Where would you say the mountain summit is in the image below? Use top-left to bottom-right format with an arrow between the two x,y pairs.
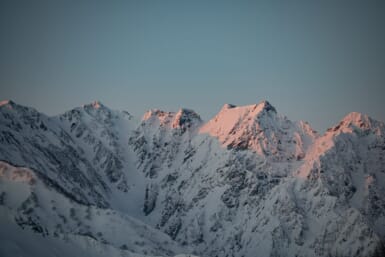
200,100 -> 316,160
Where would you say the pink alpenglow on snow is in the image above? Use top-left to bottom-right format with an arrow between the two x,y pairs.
200,100 -> 317,160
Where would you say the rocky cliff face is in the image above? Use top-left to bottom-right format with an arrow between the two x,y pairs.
0,99 -> 384,257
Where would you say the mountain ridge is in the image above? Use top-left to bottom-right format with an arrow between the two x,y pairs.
2,99 -> 379,135
0,99 -> 384,257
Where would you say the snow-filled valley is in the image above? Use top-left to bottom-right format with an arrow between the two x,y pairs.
0,99 -> 384,257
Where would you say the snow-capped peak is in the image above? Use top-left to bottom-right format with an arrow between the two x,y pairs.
0,100 -> 17,112
200,100 -> 280,139
0,100 -> 41,119
142,109 -> 173,123
171,108 -> 202,129
215,100 -> 277,122
258,99 -> 277,113
341,112 -> 373,129
142,108 -> 201,130
83,100 -> 105,110
77,100 -> 117,121
326,112 -> 384,135
220,103 -> 237,110
200,100 -> 315,159
0,100 -> 22,111
0,99 -> 14,107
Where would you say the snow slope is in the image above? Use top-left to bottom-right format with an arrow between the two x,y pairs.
0,161 -> 185,257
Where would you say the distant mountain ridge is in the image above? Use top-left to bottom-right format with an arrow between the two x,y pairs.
0,99 -> 384,257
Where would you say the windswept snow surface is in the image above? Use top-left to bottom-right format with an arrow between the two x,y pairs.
0,99 -> 384,257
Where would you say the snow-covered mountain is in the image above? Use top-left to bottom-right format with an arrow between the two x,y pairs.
0,99 -> 384,257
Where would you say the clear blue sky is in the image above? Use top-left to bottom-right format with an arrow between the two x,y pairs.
1,0 -> 384,132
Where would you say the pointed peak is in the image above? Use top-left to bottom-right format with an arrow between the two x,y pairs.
0,100 -> 34,112
83,100 -> 105,110
0,100 -> 16,110
327,112 -> 380,133
91,100 -> 102,109
142,109 -> 171,121
217,100 -> 276,116
342,112 -> 369,123
142,108 -> 202,130
0,100 -> 42,118
172,108 -> 202,129
258,100 -> 276,113
175,108 -> 201,118
0,100 -> 13,106
340,112 -> 375,130
220,103 -> 237,111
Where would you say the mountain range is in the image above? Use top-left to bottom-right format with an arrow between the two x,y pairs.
0,99 -> 384,257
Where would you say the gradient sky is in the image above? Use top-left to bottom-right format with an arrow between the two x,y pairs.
0,0 -> 384,132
